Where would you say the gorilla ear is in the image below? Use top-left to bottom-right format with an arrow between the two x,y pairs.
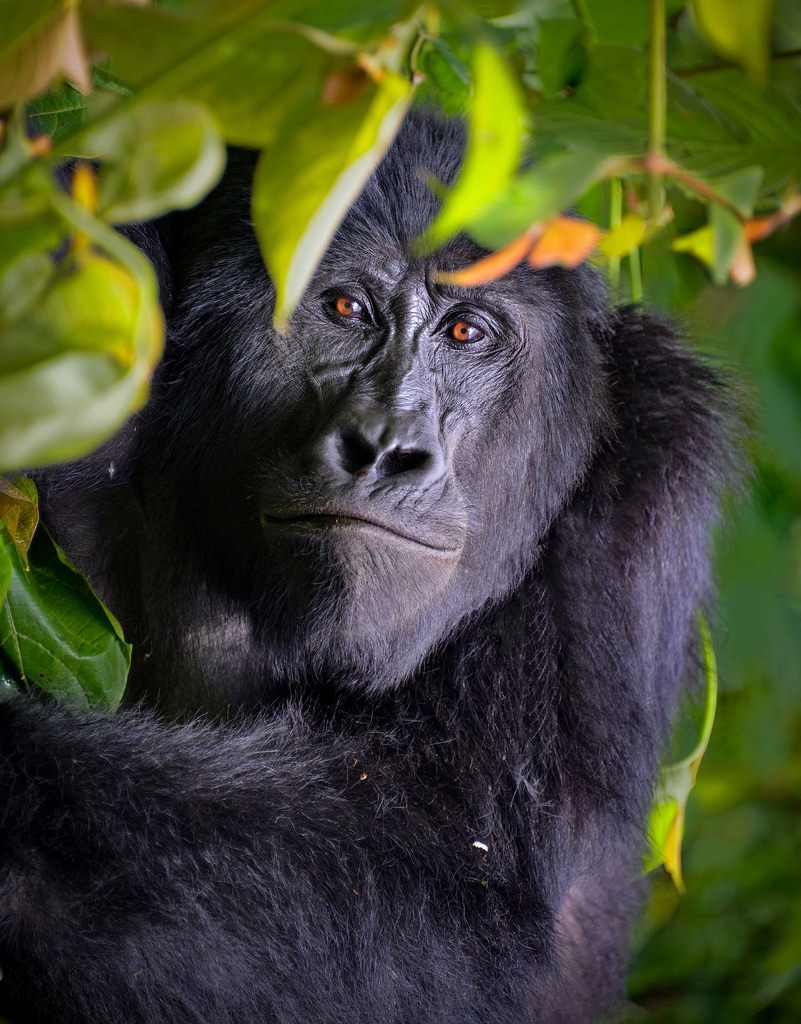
546,309 -> 737,767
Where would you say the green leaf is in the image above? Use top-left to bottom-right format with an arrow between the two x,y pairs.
536,18 -> 587,98
421,41 -> 525,250
0,184 -> 163,469
82,6 -> 406,149
468,150 -> 609,249
691,0 -> 773,80
78,100 -> 226,224
253,69 -> 412,327
598,212 -> 646,260
0,537 -> 10,606
0,519 -> 130,710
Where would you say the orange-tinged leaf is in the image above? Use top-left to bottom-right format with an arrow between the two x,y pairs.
0,6 -> 90,106
528,217 -> 601,269
321,66 -> 369,106
435,230 -> 537,286
0,476 -> 39,568
745,194 -> 801,242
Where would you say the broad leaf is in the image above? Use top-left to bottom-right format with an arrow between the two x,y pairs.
691,0 -> 773,80
0,513 -> 130,710
421,42 -> 525,250
78,100 -> 225,224
0,186 -> 163,470
253,68 -> 412,326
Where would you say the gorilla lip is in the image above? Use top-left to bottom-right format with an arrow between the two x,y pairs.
259,510 -> 461,555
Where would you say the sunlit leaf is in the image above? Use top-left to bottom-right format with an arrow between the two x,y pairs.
527,216 -> 601,268
0,184 -> 163,469
421,41 -> 525,250
77,100 -> 226,224
672,223 -> 715,268
254,68 -> 411,327
599,212 -> 646,259
469,150 -> 609,249
691,0 -> 773,80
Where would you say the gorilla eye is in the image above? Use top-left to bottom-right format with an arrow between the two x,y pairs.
334,296 -> 364,318
449,320 -> 485,344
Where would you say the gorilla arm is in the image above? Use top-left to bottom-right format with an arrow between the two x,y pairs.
0,697 -> 550,1024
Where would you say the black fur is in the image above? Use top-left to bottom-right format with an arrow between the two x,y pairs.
0,113 -> 734,1023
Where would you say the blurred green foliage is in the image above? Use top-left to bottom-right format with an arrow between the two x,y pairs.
627,221 -> 801,1024
1,0 -> 800,1019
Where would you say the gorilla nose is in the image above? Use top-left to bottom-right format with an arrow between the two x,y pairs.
320,407 -> 443,483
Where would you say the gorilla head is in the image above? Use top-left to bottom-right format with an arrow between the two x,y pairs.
94,116 -> 611,700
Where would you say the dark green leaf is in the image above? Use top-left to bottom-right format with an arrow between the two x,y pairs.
536,18 -> 586,98
0,521 -> 130,709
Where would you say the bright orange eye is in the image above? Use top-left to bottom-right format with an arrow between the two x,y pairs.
335,296 -> 363,317
450,321 -> 484,343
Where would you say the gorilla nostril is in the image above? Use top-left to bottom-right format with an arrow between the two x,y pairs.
374,447 -> 430,480
337,433 -> 377,476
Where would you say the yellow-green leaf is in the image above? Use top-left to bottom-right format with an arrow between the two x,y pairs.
420,42 -> 525,250
691,0 -> 773,81
599,212 -> 646,260
253,68 -> 412,327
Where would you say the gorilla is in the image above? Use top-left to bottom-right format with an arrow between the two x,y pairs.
0,113 -> 733,1023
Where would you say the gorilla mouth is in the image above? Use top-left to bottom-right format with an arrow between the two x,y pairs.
259,510 -> 462,555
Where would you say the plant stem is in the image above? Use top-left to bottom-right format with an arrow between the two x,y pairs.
648,0 -> 666,220
629,246 -> 643,302
608,178 -> 622,290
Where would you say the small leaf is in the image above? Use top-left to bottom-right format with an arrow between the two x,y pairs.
254,67 -> 412,326
672,223 -> 715,268
421,42 -> 525,250
0,475 -> 39,567
0,518 -> 130,709
729,234 -> 756,287
598,212 -> 646,260
527,216 -> 600,268
644,617 -> 718,891
691,0 -> 773,80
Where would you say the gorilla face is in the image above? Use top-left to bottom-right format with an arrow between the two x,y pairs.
141,126 -> 609,693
